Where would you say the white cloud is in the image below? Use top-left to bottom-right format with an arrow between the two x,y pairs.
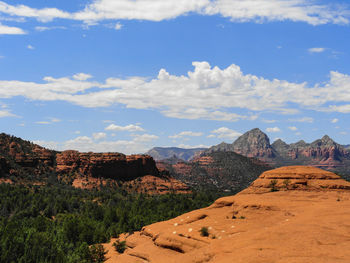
33,140 -> 60,150
204,0 -> 349,25
266,127 -> 281,133
0,1 -> 71,22
308,47 -> 326,53
288,126 -> 298,131
0,109 -> 16,117
169,131 -> 203,139
132,133 -> 159,142
35,133 -> 158,154
35,117 -> 60,125
73,0 -> 209,22
331,118 -> 339,123
73,73 -> 92,81
105,124 -> 145,132
288,117 -> 314,123
35,121 -> 50,124
210,127 -> 242,140
0,23 -> 26,34
35,26 -> 66,31
92,132 -> 107,140
1,62 -> 350,121
114,22 -> 123,30
262,119 -> 277,123
0,0 -> 348,25
328,104 -> 350,113
27,44 -> 34,50
177,143 -> 209,149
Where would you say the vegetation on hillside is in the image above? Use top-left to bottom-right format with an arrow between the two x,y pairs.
0,181 -> 222,263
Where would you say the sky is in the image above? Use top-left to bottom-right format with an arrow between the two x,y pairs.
1,0 -> 350,154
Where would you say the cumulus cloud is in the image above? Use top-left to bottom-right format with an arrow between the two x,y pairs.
92,132 -> 107,140
73,73 -> 92,81
27,44 -> 34,50
0,23 -> 26,34
73,0 -> 209,22
308,47 -> 326,53
210,127 -> 242,140
105,124 -> 145,132
0,1 -> 71,22
35,133 -> 158,154
266,127 -> 281,132
204,0 -> 349,25
169,131 -> 203,139
0,0 -> 348,25
0,62 -> 350,121
288,126 -> 298,131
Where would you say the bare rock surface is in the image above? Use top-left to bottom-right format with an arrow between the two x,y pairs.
103,166 -> 350,263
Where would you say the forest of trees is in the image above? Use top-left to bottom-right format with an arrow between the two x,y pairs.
0,180 -> 222,262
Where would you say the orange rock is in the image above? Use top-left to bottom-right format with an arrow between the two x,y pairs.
103,166 -> 350,263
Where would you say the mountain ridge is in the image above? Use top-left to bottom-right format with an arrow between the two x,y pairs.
205,128 -> 350,175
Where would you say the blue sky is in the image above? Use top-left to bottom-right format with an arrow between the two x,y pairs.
1,0 -> 350,154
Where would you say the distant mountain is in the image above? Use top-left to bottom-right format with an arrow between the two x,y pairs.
146,147 -> 207,161
157,151 -> 271,192
206,128 -> 350,177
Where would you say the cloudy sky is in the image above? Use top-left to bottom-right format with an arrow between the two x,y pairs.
1,0 -> 350,154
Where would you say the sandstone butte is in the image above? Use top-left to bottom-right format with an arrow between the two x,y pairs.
103,166 -> 350,263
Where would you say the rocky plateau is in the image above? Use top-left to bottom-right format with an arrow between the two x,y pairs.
103,166 -> 350,263
0,133 -> 188,194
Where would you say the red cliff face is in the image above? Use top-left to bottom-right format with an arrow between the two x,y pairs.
2,138 -> 55,176
56,150 -> 159,180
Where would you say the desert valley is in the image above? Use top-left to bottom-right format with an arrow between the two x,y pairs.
1,0 -> 350,262
1,130 -> 350,262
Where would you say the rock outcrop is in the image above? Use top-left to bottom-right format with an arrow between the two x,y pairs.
207,128 -> 350,174
103,166 -> 350,263
0,133 -> 56,176
246,165 -> 350,193
0,133 -> 188,194
56,151 -> 159,180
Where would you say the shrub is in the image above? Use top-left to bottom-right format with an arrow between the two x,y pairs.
199,227 -> 209,237
282,179 -> 290,189
113,240 -> 127,254
89,244 -> 107,263
269,179 -> 279,192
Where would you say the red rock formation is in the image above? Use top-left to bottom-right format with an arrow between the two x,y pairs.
56,151 -> 159,180
103,166 -> 350,263
0,133 -> 189,194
